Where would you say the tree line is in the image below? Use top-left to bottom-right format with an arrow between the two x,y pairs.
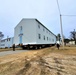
57,29 -> 76,45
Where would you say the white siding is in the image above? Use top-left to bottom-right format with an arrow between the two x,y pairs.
14,18 -> 56,45
0,37 -> 14,48
36,20 -> 56,44
14,19 -> 37,45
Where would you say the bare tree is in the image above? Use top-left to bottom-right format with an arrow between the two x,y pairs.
0,31 -> 4,47
57,33 -> 61,41
0,31 -> 4,40
70,29 -> 76,44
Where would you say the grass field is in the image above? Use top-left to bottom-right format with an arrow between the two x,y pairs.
0,46 -> 76,75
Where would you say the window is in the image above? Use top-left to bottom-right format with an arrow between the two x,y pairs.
47,37 -> 48,41
20,26 -> 23,33
38,34 -> 41,39
49,32 -> 50,34
46,30 -> 48,33
1,40 -> 5,42
43,28 -> 45,31
9,38 -> 10,41
38,24 -> 40,29
49,38 -> 50,41
7,38 -> 10,41
44,36 -> 45,40
20,26 -> 22,31
1,44 -> 5,46
52,39 -> 54,42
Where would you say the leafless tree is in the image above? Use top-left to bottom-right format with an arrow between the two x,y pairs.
70,29 -> 76,44
0,31 -> 4,40
0,31 -> 4,46
57,33 -> 61,41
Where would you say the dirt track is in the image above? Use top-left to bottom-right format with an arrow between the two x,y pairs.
0,46 -> 76,75
15,53 -> 76,75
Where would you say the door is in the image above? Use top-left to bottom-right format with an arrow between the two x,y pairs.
19,36 -> 22,44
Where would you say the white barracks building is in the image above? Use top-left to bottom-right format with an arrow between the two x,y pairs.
14,19 -> 56,46
0,19 -> 56,48
0,37 -> 14,48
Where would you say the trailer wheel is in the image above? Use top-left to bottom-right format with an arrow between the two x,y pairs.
35,46 -> 37,50
39,46 -> 42,49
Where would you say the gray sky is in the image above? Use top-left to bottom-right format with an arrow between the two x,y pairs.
0,0 -> 76,38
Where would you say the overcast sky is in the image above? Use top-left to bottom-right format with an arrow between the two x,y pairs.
0,0 -> 76,38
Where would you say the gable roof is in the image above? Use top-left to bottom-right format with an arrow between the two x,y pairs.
14,18 -> 56,37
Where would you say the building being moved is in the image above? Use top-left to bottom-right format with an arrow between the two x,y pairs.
0,19 -> 56,49
14,19 -> 56,49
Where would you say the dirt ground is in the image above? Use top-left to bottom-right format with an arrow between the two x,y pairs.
0,46 -> 76,75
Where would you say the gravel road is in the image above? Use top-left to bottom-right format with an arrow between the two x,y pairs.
0,50 -> 27,56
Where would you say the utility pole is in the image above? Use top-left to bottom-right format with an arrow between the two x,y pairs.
56,0 -> 76,48
60,15 -> 64,49
56,0 -> 64,49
